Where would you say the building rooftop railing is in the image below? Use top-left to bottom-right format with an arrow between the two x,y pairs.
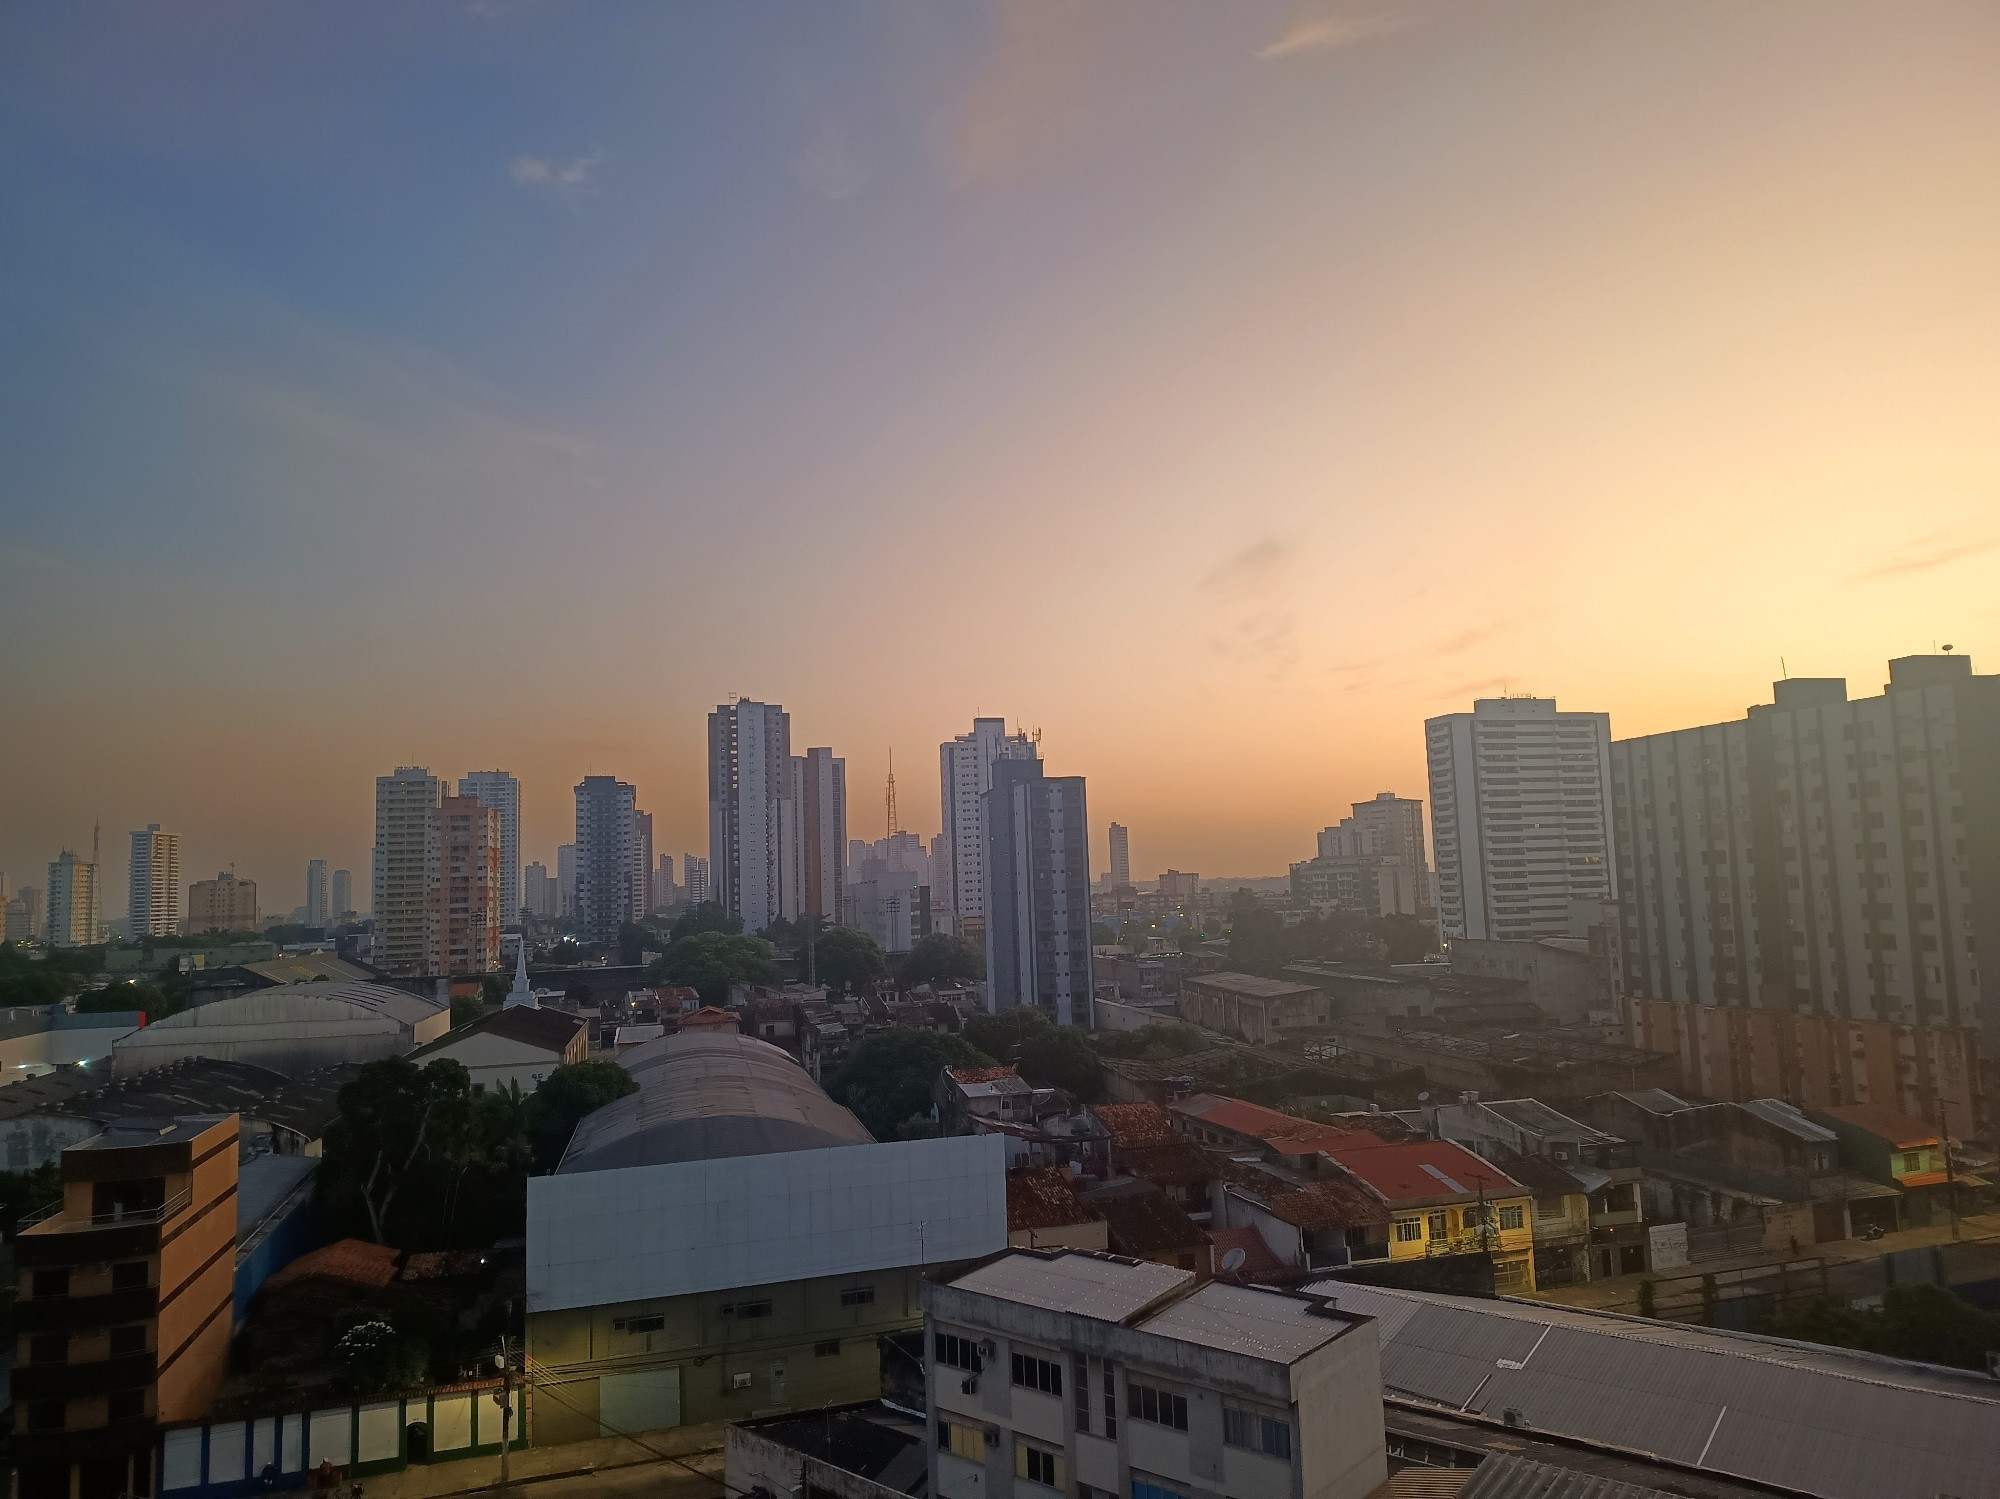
22,1187 -> 193,1233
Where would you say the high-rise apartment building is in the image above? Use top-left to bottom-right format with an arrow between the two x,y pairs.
186,871 -> 257,934
1107,821 -> 1131,887
1293,793 -> 1433,918
574,776 -> 639,946
633,809 -> 655,918
304,858 -> 329,928
941,718 -> 1038,942
557,843 -> 577,917
126,825 -> 181,938
708,700 -> 794,933
458,770 -> 522,924
683,854 -> 710,908
372,766 -> 441,974
331,867 -> 353,923
801,746 -> 847,925
523,860 -> 556,918
435,794 -> 502,973
654,853 -> 676,911
984,759 -> 1093,1027
1610,655 -> 2000,1133
44,852 -> 99,948
5,885 -> 40,943
1426,698 -> 1615,943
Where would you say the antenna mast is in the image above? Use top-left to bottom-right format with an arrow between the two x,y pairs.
886,750 -> 899,837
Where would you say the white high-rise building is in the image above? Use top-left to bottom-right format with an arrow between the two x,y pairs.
801,746 -> 847,924
1107,821 -> 1131,886
940,717 -> 1038,940
655,853 -> 676,910
305,858 -> 329,928
709,700 -> 794,934
332,867 -> 353,922
523,860 -> 556,918
574,776 -> 639,946
459,770 -> 522,923
1425,698 -> 1614,944
372,766 -> 442,974
46,851 -> 100,948
127,824 -> 181,938
683,854 -> 710,908
984,760 -> 1093,1027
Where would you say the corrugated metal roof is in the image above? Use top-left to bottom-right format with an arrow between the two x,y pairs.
1138,1280 -> 1353,1363
1738,1098 -> 1837,1143
1457,1451 -> 1684,1499
1316,1282 -> 2000,1499
949,1247 -> 1191,1322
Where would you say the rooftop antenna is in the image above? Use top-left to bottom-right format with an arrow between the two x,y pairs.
886,750 -> 899,838
1780,657 -> 1788,679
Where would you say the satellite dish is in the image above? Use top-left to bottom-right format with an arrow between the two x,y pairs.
1220,1247 -> 1247,1271
1418,1092 -> 1431,1102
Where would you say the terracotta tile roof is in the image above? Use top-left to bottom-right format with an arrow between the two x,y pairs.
1257,1176 -> 1388,1231
679,1006 -> 741,1028
1092,1100 -> 1178,1147
1006,1166 -> 1098,1232
1325,1138 -> 1527,1205
1208,1226 -> 1288,1278
949,1066 -> 1021,1084
1119,1141 -> 1217,1187
1816,1103 -> 1942,1150
1096,1189 -> 1209,1257
263,1237 -> 401,1292
1172,1093 -> 1370,1155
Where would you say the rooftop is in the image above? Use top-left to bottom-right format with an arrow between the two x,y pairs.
1172,1093 -> 1371,1155
1251,1175 -> 1389,1231
411,1005 -> 585,1058
1208,1226 -> 1287,1280
735,1403 -> 928,1497
946,1248 -> 1189,1322
1006,1166 -> 1098,1233
1316,1281 -> 2000,1499
1092,1099 -> 1179,1147
1186,971 -> 1320,999
1738,1097 -> 1838,1144
264,1237 -> 402,1293
1325,1139 -> 1528,1205
1613,1088 -> 1692,1115
1095,1189 -> 1208,1257
561,1029 -> 871,1173
1477,1098 -> 1618,1145
1814,1102 -> 1943,1149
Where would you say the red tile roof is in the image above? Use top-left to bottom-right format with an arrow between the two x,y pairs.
1172,1094 -> 1370,1155
949,1066 -> 1020,1085
1257,1176 -> 1388,1231
1006,1167 -> 1098,1232
1816,1103 -> 1942,1150
1119,1141 -> 1217,1187
1208,1226 -> 1289,1278
1324,1138 -> 1527,1204
263,1237 -> 401,1292
1096,1189 -> 1209,1257
1093,1100 -> 1178,1147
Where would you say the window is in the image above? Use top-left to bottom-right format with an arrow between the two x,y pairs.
1427,1211 -> 1448,1239
29,1333 -> 66,1366
31,1269 -> 69,1299
1016,1440 -> 1064,1489
815,1340 -> 841,1358
1104,1366 -> 1117,1437
1499,1205 -> 1525,1231
1900,1152 -> 1923,1174
720,1300 -> 772,1320
1127,1380 -> 1188,1430
1395,1218 -> 1423,1243
109,1325 -> 146,1357
111,1261 -> 149,1291
840,1285 -> 876,1307
1223,1407 -> 1293,1460
938,1419 -> 984,1462
1133,1478 -> 1190,1499
108,1390 -> 146,1422
26,1401 -> 64,1432
934,1332 -> 982,1372
614,1314 -> 665,1334
1011,1352 -> 1063,1395
1073,1357 -> 1090,1432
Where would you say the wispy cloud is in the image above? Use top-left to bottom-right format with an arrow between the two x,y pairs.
1203,537 -> 1298,676
1258,6 -> 1412,61
1202,536 -> 1291,602
1851,532 -> 2000,582
795,124 -> 866,202
509,152 -> 600,197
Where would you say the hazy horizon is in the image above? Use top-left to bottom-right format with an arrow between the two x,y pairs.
4,2 -> 1997,916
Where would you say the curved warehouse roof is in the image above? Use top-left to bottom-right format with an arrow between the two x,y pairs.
560,1028 -> 871,1173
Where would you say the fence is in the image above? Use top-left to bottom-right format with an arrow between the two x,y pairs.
159,1384 -> 525,1499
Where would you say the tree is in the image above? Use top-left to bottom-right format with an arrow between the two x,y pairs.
1226,890 -> 1288,975
899,932 -> 984,988
671,902 -> 742,941
452,996 -> 488,1029
0,943 -> 92,1008
319,1058 -> 485,1247
827,1030 -> 992,1140
72,979 -> 180,1022
0,1162 -> 61,1235
650,930 -> 777,1003
1017,1027 -> 1103,1099
965,1006 -> 1053,1061
1766,1284 -> 2000,1371
523,1060 -> 640,1173
1377,914 -> 1435,965
618,921 -> 668,966
810,926 -> 886,996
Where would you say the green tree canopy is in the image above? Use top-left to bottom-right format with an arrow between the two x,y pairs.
809,925 -> 885,996
1767,1284 -> 2000,1371
1091,1021 -> 1205,1061
72,979 -> 181,1022
965,1006 -> 1053,1061
523,1059 -> 640,1173
671,902 -> 742,941
0,943 -> 100,1008
649,930 -> 777,1003
1017,1026 -> 1103,1099
452,995 -> 489,1029
827,1030 -> 992,1140
898,931 -> 984,988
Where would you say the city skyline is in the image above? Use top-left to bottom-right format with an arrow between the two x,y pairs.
4,4 -> 1998,911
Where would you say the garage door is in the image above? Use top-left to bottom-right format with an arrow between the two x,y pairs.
600,1368 -> 681,1436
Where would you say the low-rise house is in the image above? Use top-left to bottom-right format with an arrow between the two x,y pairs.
1812,1102 -> 1987,1225
728,1403 -> 929,1499
1214,1169 -> 1390,1273
1089,1186 -> 1213,1278
1322,1138 -> 1537,1293
1179,972 -> 1327,1042
1490,1149 -> 1592,1287
1167,1094 -> 1374,1170
1091,1102 -> 1218,1219
936,1066 -> 1035,1134
406,1006 -> 589,1094
1006,1166 -> 1107,1252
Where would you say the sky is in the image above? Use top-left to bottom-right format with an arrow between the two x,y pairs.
2,0 -> 1998,917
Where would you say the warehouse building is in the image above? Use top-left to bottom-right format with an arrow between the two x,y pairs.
109,982 -> 448,1078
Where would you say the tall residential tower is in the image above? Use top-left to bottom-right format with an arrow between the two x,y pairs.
458,770 -> 522,924
127,824 -> 181,938
708,700 -> 794,933
372,766 -> 441,974
574,776 -> 640,947
984,759 -> 1093,1027
940,718 -> 1038,942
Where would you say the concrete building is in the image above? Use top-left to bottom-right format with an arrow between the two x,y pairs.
655,853 -> 676,912
303,859 -> 328,929
557,843 -> 577,917
634,808 -> 655,919
7,883 -> 42,943
1108,822 -> 1131,887
985,759 -> 1093,1027
185,872 -> 256,936
458,770 -> 522,924
127,826 -> 181,939
683,853 -> 710,908
1425,697 -> 1615,944
846,869 -> 929,954
803,746 -> 847,925
941,718 -> 1039,942
1292,794 -> 1431,919
1178,973 -> 1326,1043
435,794 -> 502,973
1612,654 -> 2000,1134
710,700 -> 795,934
523,860 -> 556,919
525,1029 -> 1005,1441
330,868 -> 352,924
371,766 -> 441,974
925,1249 -> 1387,1499
575,776 -> 639,947
109,981 -> 449,1078
407,1006 -> 587,1094
46,851 -> 100,949
10,1115 -> 240,1499
1156,870 -> 1200,904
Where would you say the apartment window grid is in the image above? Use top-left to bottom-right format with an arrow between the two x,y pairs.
1126,1379 -> 1188,1431
1015,1439 -> 1064,1490
1011,1350 -> 1063,1395
935,1331 -> 982,1371
1222,1405 -> 1294,1461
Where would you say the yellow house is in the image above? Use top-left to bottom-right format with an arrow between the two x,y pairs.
1327,1139 -> 1537,1294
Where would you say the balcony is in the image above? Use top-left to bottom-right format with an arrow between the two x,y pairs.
21,1188 -> 191,1234
13,1286 -> 159,1332
11,1351 -> 157,1401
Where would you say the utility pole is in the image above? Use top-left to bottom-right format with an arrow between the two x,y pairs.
493,1333 -> 519,1486
1939,1102 -> 1960,1243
